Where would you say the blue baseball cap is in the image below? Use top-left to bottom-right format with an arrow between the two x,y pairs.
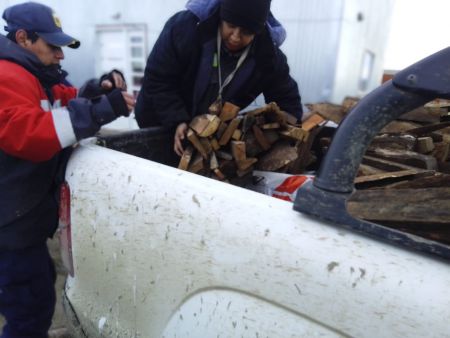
3,2 -> 80,49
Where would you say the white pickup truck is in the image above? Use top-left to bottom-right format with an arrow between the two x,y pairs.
60,49 -> 450,337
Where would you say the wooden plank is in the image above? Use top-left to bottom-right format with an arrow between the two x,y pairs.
219,102 -> 240,122
398,106 -> 442,124
369,134 -> 416,151
219,118 -> 241,146
353,169 -> 433,190
367,148 -> 438,170
406,121 -> 450,137
362,155 -> 425,172
381,120 -> 421,134
347,188 -> 450,224
357,164 -> 386,177
383,173 -> 450,189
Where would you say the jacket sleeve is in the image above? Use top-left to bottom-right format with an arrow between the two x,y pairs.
263,49 -> 303,120
135,11 -> 193,128
0,71 -> 123,162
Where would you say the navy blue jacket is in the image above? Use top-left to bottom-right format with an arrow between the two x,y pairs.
135,3 -> 302,128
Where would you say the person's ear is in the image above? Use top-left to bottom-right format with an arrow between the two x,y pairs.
15,29 -> 31,48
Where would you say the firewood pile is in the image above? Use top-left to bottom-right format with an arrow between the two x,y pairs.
178,97 -> 450,245
177,101 -> 341,185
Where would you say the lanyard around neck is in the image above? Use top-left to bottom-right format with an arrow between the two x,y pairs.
216,28 -> 251,101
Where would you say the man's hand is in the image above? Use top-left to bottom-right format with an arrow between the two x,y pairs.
174,122 -> 188,156
100,70 -> 127,91
122,92 -> 136,113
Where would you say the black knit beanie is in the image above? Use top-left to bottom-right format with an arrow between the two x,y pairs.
220,0 -> 271,34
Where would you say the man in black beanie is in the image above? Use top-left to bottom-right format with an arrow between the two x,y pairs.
135,0 -> 303,156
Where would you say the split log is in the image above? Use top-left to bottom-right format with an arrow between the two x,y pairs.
219,102 -> 240,122
367,148 -> 438,170
190,114 -> 221,137
187,129 -> 208,158
219,118 -> 241,146
302,114 -> 325,131
178,146 -> 194,170
306,103 -> 345,124
257,141 -> 298,171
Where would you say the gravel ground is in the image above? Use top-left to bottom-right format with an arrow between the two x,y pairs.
0,237 -> 73,337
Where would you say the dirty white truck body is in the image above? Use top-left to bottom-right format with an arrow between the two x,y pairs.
63,139 -> 450,338
62,49 -> 450,337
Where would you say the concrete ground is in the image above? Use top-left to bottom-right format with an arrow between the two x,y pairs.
0,237 -> 73,338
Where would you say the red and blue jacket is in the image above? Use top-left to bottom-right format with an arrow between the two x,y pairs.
0,35 -> 124,251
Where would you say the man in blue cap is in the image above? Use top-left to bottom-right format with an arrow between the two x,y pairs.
0,2 -> 135,337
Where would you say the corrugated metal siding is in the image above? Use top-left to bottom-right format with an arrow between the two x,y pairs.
273,0 -> 345,103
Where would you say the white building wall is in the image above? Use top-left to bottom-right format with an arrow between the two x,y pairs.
0,0 -> 394,105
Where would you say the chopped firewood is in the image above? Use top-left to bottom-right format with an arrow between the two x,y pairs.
187,129 -> 208,158
368,148 -> 438,170
210,152 -> 219,170
348,188 -> 450,224
230,141 -> 246,162
213,168 -> 226,180
280,125 -> 309,142
288,127 -> 321,174
199,137 -> 213,156
261,122 -> 280,130
219,160 -> 237,177
254,115 -> 266,125
210,137 -> 220,151
302,113 -> 326,131
216,151 -> 233,161
252,125 -> 271,151
237,158 -> 258,172
219,102 -> 240,122
236,165 -> 254,177
208,100 -> 222,115
246,104 -> 272,117
416,137 -> 435,154
264,130 -> 280,144
190,114 -> 221,137
232,129 -> 242,141
178,146 -> 194,170
306,103 -> 346,124
245,133 -> 264,157
241,115 -> 256,136
257,141 -> 298,171
219,118 -> 241,146
188,153 -> 204,174
216,121 -> 228,140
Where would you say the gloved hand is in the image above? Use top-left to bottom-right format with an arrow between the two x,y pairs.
100,69 -> 127,91
106,89 -> 135,117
